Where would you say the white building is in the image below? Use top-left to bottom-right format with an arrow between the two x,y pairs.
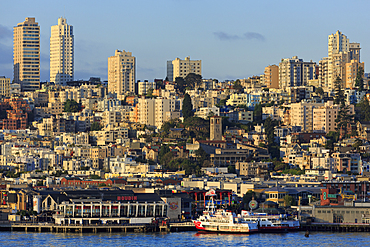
50,17 -> 74,85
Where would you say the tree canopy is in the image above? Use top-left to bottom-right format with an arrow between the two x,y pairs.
357,96 -> 370,122
91,122 -> 103,131
355,66 -> 364,92
64,99 -> 81,112
182,93 -> 193,119
334,77 -> 345,106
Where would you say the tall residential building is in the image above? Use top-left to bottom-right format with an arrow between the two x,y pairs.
0,76 -> 10,97
13,17 -> 40,91
264,65 -> 279,89
167,56 -> 201,82
345,60 -> 364,89
279,56 -> 316,89
108,50 -> 136,99
327,31 -> 361,90
50,17 -> 74,85
318,57 -> 329,89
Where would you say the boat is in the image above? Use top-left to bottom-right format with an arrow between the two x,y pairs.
192,189 -> 259,233
192,209 -> 259,233
241,211 -> 300,232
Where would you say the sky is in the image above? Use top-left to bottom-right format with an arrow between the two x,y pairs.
1,0 -> 370,82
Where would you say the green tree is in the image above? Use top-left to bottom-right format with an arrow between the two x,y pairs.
228,165 -> 236,174
185,73 -> 202,89
233,79 -> 243,93
160,151 -> 174,167
146,88 -> 154,97
158,145 -> 170,160
64,99 -> 81,112
334,77 -> 345,106
242,190 -> 256,209
182,93 -> 193,119
175,77 -> 186,93
195,147 -> 209,166
315,87 -> 324,97
283,195 -> 296,207
91,122 -> 103,131
358,96 -> 370,122
335,104 -> 354,139
353,139 -> 363,152
355,66 -> 364,92
253,103 -> 263,123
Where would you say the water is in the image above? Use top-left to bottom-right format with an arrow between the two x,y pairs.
0,231 -> 369,247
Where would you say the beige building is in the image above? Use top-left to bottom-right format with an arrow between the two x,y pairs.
13,17 -> 40,91
137,97 -> 179,129
167,56 -> 201,82
264,65 -> 279,89
108,50 -> 136,99
313,102 -> 354,133
0,76 -> 10,97
50,17 -> 74,85
210,116 -> 222,141
345,59 -> 364,89
138,81 -> 156,95
290,102 -> 324,132
318,57 -> 329,89
327,31 -> 361,90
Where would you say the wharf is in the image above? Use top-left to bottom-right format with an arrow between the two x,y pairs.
302,223 -> 370,232
0,221 -> 196,233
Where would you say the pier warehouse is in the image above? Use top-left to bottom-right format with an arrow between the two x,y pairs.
42,189 -> 168,224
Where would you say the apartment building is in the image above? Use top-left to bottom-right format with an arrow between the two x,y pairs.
327,31 -> 361,90
138,81 -> 156,95
108,50 -> 136,99
137,97 -> 179,129
313,102 -> 354,133
279,56 -> 316,89
0,76 -> 10,97
290,101 -> 325,132
264,65 -> 279,89
50,17 -> 74,85
167,56 -> 201,81
13,17 -> 40,91
345,59 -> 364,89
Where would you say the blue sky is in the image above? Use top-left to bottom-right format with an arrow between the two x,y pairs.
1,0 -> 370,82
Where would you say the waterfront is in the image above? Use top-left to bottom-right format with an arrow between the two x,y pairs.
0,231 -> 369,247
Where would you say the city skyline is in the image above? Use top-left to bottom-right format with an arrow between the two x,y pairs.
1,0 -> 370,82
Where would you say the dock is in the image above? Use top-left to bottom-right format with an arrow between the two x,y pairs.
302,223 -> 370,232
0,221 -> 196,233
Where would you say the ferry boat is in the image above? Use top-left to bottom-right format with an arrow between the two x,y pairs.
241,211 -> 300,232
192,209 -> 259,233
192,189 -> 259,233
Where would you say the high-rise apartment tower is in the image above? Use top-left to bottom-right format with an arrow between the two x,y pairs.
108,50 -> 136,99
13,17 -> 40,91
50,17 -> 74,85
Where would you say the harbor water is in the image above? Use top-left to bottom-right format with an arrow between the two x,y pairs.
0,231 -> 369,246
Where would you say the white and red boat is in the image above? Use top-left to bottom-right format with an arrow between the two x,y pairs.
192,190 -> 259,233
241,211 -> 300,232
192,209 -> 259,233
